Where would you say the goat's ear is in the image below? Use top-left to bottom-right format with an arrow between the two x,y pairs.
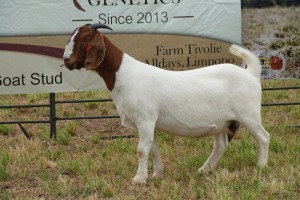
84,32 -> 106,70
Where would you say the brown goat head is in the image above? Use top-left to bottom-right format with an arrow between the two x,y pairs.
63,24 -> 112,71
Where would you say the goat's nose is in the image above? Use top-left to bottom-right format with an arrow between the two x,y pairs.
64,58 -> 70,64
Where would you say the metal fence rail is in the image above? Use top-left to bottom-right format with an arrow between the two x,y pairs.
0,93 -> 119,139
262,86 -> 300,107
0,86 -> 299,140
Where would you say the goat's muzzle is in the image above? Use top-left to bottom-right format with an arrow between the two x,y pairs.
64,58 -> 70,64
63,57 -> 78,70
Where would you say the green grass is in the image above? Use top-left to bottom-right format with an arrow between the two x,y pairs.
0,78 -> 299,199
0,125 -> 10,136
0,153 -> 9,180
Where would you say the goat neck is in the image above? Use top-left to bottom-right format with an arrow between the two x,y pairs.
94,35 -> 123,91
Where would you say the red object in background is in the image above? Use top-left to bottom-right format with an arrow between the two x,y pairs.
270,56 -> 283,70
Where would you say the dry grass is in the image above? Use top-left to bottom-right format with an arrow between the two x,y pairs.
0,6 -> 300,200
0,89 -> 299,199
0,82 -> 299,200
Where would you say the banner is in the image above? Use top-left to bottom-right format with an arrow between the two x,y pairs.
0,0 -> 242,94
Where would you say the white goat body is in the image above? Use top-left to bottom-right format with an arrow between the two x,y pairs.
113,53 -> 259,137
63,24 -> 270,184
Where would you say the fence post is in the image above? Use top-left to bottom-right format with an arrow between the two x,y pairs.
49,93 -> 57,139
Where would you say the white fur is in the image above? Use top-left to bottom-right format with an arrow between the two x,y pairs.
110,44 -> 270,184
63,28 -> 79,59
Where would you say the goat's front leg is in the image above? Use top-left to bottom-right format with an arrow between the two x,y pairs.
198,133 -> 228,173
132,122 -> 155,184
150,132 -> 163,179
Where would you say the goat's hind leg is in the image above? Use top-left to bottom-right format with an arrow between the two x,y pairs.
150,132 -> 164,179
243,120 -> 270,167
257,126 -> 270,167
198,133 -> 228,173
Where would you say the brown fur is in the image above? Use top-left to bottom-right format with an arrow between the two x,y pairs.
64,26 -> 123,91
93,35 -> 123,91
84,31 -> 106,70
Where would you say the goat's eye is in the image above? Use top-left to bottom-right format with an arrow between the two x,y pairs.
84,37 -> 91,42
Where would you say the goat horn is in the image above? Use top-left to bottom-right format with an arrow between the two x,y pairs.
89,23 -> 113,31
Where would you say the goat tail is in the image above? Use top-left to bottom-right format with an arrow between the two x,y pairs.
229,44 -> 261,79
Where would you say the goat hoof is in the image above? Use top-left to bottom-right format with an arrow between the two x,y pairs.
198,166 -> 211,174
258,162 -> 268,168
132,175 -> 147,184
152,172 -> 163,179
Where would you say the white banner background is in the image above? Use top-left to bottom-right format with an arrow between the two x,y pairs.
0,0 -> 241,94
0,0 -> 241,43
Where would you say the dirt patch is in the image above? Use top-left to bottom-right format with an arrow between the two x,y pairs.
242,7 -> 300,79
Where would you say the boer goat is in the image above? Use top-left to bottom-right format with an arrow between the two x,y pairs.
62,23 -> 270,184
